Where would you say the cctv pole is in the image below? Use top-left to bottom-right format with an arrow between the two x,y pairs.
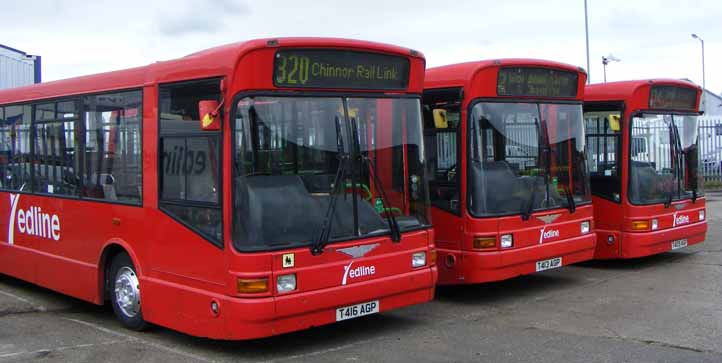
584,0 -> 591,83
692,34 -> 706,111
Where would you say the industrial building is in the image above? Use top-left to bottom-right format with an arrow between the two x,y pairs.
0,44 -> 41,89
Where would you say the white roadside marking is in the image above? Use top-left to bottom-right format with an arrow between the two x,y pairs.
0,340 -> 125,359
0,290 -> 47,312
63,318 -> 216,363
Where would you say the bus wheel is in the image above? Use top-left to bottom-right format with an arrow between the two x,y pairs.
109,253 -> 147,331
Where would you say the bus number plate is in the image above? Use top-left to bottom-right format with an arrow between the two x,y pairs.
671,239 -> 688,250
536,257 -> 562,272
336,300 -> 379,321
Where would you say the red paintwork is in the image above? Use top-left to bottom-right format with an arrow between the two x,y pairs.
426,59 -> 596,285
0,38 -> 436,340
585,79 -> 707,259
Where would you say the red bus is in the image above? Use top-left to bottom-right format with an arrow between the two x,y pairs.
583,79 -> 707,259
0,38 -> 437,339
423,60 -> 595,284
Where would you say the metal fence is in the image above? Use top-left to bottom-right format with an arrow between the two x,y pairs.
699,117 -> 722,183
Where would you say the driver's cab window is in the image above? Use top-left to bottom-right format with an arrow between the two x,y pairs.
422,88 -> 461,214
583,108 -> 622,202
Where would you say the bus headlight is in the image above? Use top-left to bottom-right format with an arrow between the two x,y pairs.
651,218 -> 659,230
276,274 -> 296,293
412,252 -> 426,268
699,210 -> 705,221
581,221 -> 591,234
500,234 -> 513,248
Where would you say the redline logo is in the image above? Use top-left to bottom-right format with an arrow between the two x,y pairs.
674,214 -> 689,227
538,227 -> 560,244
341,261 -> 376,285
7,194 -> 61,244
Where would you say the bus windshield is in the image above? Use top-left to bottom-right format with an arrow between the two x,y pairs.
629,113 -> 701,205
468,102 -> 590,217
232,96 -> 430,252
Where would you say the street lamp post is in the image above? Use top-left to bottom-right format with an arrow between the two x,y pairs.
584,0 -> 591,83
602,54 -> 621,83
692,33 -> 706,112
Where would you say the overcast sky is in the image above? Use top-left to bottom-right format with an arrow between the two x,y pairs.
2,0 -> 721,93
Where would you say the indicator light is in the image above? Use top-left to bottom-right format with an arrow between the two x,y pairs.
699,210 -> 705,221
631,220 -> 650,231
473,236 -> 496,249
237,278 -> 269,293
651,219 -> 659,230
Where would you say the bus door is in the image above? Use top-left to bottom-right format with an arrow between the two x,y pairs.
583,110 -> 623,257
422,89 -> 463,281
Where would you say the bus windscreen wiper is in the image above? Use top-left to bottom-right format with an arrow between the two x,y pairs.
522,176 -> 541,221
352,117 -> 401,242
561,184 -> 576,214
311,116 -> 348,255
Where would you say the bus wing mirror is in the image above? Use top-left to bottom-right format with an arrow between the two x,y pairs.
433,109 -> 448,129
608,114 -> 621,132
199,100 -> 221,131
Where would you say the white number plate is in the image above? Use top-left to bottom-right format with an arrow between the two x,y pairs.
336,300 -> 379,321
671,239 -> 688,250
536,257 -> 563,272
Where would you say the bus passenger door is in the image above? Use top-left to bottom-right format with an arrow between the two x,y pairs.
583,111 -> 623,257
422,96 -> 463,281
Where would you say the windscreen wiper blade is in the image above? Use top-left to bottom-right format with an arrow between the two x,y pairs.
522,176 -> 541,221
311,116 -> 347,255
351,118 -> 401,242
561,184 -> 576,214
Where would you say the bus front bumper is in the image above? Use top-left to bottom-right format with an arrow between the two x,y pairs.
147,266 -> 437,340
619,221 -> 707,259
437,234 -> 595,285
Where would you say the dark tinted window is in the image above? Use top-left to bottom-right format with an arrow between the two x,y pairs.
583,111 -> 622,201
422,88 -> 461,214
159,79 -> 222,246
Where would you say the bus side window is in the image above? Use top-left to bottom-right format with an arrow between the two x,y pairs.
0,105 -> 33,191
159,79 -> 223,247
32,101 -> 81,197
422,88 -> 461,215
82,91 -> 143,204
583,111 -> 621,201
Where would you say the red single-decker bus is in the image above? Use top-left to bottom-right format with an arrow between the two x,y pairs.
0,38 -> 437,340
423,60 -> 595,284
584,79 -> 707,259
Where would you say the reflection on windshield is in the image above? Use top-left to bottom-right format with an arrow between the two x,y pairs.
629,114 -> 702,205
468,102 -> 590,217
232,96 -> 430,252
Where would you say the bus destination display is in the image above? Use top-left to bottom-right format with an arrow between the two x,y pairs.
497,67 -> 578,98
649,86 -> 697,110
274,49 -> 410,90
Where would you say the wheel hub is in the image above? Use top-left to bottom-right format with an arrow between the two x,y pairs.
114,266 -> 140,318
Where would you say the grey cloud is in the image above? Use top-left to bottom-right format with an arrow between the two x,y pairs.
156,0 -> 250,36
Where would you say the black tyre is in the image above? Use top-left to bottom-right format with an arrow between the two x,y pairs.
109,252 -> 147,331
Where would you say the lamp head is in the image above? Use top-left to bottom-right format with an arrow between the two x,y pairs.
692,33 -> 699,39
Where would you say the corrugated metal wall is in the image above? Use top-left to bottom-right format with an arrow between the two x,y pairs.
0,46 -> 37,90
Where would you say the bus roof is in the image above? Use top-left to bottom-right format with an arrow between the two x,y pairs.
425,58 -> 585,89
0,37 -> 424,105
584,79 -> 701,102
